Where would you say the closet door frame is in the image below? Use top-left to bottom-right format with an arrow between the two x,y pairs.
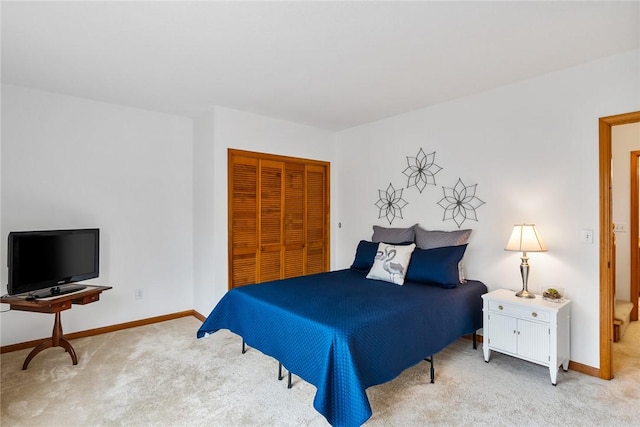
228,148 -> 330,289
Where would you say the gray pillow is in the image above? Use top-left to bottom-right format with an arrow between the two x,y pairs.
414,227 -> 472,249
371,224 -> 416,244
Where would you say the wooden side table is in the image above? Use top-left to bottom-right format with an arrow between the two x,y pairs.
1,285 -> 111,369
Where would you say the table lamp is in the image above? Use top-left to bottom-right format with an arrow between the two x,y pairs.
505,224 -> 546,298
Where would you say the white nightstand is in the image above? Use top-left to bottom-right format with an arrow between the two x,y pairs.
482,289 -> 571,385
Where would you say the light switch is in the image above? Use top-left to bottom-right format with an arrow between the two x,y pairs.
581,229 -> 594,244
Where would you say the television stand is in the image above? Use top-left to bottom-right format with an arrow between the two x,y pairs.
0,286 -> 111,369
29,285 -> 87,299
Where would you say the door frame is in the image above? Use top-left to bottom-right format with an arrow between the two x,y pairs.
630,150 -> 640,322
599,111 -> 640,380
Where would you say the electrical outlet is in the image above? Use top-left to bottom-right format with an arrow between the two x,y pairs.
135,289 -> 143,300
614,223 -> 628,233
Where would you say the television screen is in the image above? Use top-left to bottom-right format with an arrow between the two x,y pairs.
8,229 -> 99,296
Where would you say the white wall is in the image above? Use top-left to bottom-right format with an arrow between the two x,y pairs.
335,49 -> 640,368
2,49 -> 638,368
1,85 -> 194,346
193,110 -> 217,317
192,106 -> 336,316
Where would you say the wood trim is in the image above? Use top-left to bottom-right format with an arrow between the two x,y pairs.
599,117 -> 614,380
599,111 -> 640,381
229,148 -> 330,168
228,149 -> 235,294
0,310 -> 202,354
568,360 -> 601,378
464,335 -> 605,378
324,163 -> 331,272
192,310 -> 206,322
3,307 -> 605,379
630,150 -> 640,321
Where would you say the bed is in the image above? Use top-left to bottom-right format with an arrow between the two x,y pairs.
197,239 -> 487,427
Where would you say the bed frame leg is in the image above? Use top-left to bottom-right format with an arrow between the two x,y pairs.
277,362 -> 293,388
423,356 -> 435,383
430,356 -> 434,383
242,340 -> 247,354
473,331 -> 477,350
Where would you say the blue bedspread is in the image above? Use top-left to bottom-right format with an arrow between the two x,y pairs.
197,269 -> 487,427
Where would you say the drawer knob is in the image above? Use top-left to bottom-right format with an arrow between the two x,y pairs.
498,305 -> 503,310
532,312 -> 538,318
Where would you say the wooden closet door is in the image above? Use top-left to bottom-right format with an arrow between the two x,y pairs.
229,156 -> 258,287
283,163 -> 305,278
259,160 -> 284,283
228,149 -> 329,289
306,164 -> 328,274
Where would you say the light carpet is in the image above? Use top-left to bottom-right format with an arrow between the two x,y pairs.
1,316 -> 638,426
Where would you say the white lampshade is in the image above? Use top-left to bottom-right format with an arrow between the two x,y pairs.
505,224 -> 546,253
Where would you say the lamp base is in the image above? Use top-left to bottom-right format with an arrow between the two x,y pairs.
515,289 -> 536,299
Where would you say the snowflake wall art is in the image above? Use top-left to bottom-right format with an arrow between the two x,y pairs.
402,148 -> 442,193
374,183 -> 408,224
437,178 -> 485,228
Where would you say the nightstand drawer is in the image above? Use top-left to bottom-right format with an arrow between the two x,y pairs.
488,300 -> 550,322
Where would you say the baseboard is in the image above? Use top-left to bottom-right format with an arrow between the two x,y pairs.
568,360 -> 601,378
463,333 -> 484,343
0,312 -> 604,380
468,332 -> 600,379
0,310 -> 204,354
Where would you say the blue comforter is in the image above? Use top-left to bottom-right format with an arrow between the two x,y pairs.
197,269 -> 486,427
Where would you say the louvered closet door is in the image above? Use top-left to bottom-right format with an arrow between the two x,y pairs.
259,160 -> 284,283
230,156 -> 258,287
228,149 -> 330,289
306,164 -> 328,274
283,163 -> 305,278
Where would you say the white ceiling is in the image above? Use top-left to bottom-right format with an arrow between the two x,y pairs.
2,1 -> 639,131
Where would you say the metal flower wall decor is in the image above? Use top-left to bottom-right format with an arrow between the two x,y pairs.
375,183 -> 408,224
373,146 -> 486,227
437,178 -> 485,228
402,148 -> 442,193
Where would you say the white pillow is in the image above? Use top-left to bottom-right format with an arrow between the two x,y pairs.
366,242 -> 416,285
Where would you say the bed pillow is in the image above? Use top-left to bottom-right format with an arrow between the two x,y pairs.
371,224 -> 416,244
414,227 -> 472,283
350,240 -> 379,272
414,227 -> 472,249
405,244 -> 468,289
366,242 -> 416,285
351,240 -> 415,272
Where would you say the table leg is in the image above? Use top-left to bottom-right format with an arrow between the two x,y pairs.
22,311 -> 78,370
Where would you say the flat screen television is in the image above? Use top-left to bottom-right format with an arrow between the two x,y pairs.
7,228 -> 99,297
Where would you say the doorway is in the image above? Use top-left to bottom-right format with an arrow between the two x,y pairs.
630,150 -> 640,320
599,111 -> 640,380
